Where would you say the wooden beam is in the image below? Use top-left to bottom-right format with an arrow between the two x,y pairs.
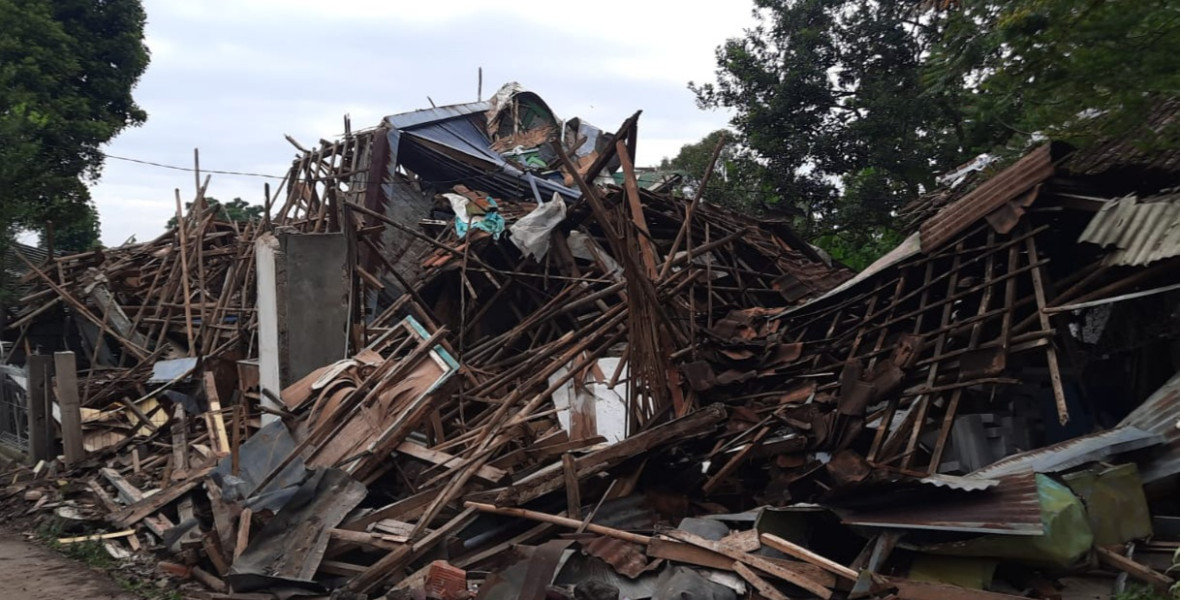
616,140 -> 658,277
1025,234 -> 1069,425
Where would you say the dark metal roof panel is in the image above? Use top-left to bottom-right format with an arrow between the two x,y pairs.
383,101 -> 491,131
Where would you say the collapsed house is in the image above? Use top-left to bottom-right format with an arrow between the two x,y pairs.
2,84 -> 1180,600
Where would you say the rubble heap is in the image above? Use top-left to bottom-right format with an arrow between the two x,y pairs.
3,86 -> 1180,600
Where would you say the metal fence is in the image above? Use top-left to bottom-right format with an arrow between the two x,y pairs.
0,365 -> 28,452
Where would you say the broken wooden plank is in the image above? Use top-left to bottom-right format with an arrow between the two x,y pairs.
86,479 -> 120,513
234,508 -> 252,561
204,371 -> 231,456
318,560 -> 368,577
203,533 -> 230,576
394,441 -> 508,485
57,529 -> 136,544
646,536 -> 835,587
100,467 -> 144,504
665,529 -> 833,599
109,467 -> 212,528
206,478 -> 236,559
761,532 -> 859,581
1096,546 -> 1174,592
886,577 -> 1039,600
171,404 -> 189,480
464,501 -> 649,545
481,404 -> 726,506
328,528 -> 406,550
735,562 -> 791,600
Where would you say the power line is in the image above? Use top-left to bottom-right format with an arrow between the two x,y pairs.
103,153 -> 285,180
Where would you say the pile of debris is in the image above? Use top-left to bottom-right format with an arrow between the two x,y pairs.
3,85 -> 1180,600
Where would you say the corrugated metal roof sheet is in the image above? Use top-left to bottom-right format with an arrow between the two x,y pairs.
968,426 -> 1163,479
1078,193 -> 1180,266
383,101 -> 490,131
919,144 -> 1055,254
838,472 -> 1044,535
1119,371 -> 1180,484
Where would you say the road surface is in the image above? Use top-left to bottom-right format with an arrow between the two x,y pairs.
0,534 -> 136,600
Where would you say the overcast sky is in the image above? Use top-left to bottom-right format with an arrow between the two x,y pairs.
88,0 -> 755,246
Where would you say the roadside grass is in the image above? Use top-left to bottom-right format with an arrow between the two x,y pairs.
35,520 -> 182,600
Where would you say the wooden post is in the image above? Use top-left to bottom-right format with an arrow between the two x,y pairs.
54,351 -> 84,467
25,355 -> 54,463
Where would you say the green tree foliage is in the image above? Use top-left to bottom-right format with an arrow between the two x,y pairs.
927,0 -> 1180,149
0,0 -> 150,252
166,198 -> 265,230
690,0 -> 984,245
692,0 -> 1180,271
659,129 -> 774,213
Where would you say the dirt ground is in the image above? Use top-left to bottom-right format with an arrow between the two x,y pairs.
0,533 -> 136,600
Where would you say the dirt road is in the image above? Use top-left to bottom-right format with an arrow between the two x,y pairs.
0,534 -> 135,600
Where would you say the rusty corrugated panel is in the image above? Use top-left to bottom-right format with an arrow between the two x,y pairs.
1078,193 -> 1180,266
1119,371 -> 1180,484
920,145 -> 1055,253
838,472 -> 1044,535
579,536 -> 656,579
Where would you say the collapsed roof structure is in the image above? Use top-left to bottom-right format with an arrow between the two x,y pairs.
2,84 -> 1180,600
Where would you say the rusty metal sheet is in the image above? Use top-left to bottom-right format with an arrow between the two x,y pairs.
837,472 -> 1044,535
1078,193 -> 1180,266
579,536 -> 657,579
959,347 -> 1007,380
838,379 -> 876,417
826,449 -> 872,485
920,145 -> 1054,253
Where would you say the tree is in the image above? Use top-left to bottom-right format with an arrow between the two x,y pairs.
166,198 -> 265,230
692,0 -> 1180,271
659,129 -> 775,213
691,0 -> 990,247
0,0 -> 149,253
927,0 -> 1180,149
